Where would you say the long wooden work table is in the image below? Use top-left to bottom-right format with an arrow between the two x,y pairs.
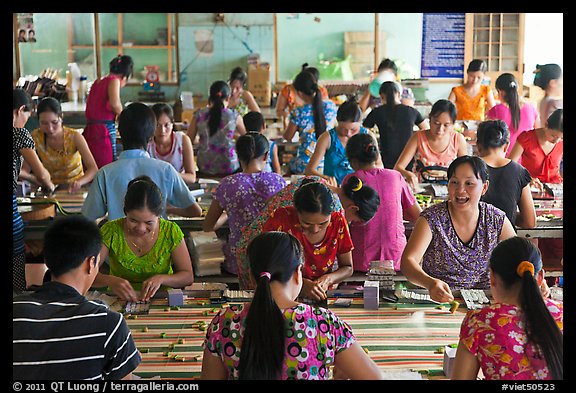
87,289 -> 467,380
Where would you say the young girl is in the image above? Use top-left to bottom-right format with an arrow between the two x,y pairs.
202,231 -> 384,380
93,176 -> 194,301
228,66 -> 260,117
394,99 -> 468,191
448,59 -> 496,121
344,133 -> 421,272
487,73 -> 539,156
147,103 -> 196,185
242,111 -> 281,174
262,182 -> 356,302
202,132 -> 286,275
187,80 -> 246,176
13,88 -> 55,291
21,97 -> 97,193
451,236 -> 563,380
533,63 -> 563,125
283,71 -> 337,174
305,100 -> 380,186
363,81 -> 428,169
476,120 -> 536,229
83,55 -> 133,168
234,176 -> 379,290
275,63 -> 329,131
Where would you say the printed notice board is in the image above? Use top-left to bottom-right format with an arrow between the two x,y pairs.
421,13 -> 465,78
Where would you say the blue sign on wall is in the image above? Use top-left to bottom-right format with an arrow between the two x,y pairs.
421,13 -> 465,78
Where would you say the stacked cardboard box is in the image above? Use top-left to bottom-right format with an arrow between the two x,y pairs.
248,61 -> 271,107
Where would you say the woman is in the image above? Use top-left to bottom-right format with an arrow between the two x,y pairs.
344,133 -> 421,272
400,156 -> 516,303
13,88 -> 55,291
202,231 -> 384,380
533,63 -> 563,126
83,54 -> 133,168
147,103 -> 196,185
235,175 -> 379,291
202,132 -> 286,275
452,237 -> 562,380
509,109 -> 563,188
394,99 -> 468,191
228,66 -> 260,117
275,63 -> 329,131
448,59 -> 496,121
187,80 -> 246,176
358,58 -> 415,113
283,71 -> 337,175
363,81 -> 428,170
305,99 -> 380,186
486,73 -> 539,156
509,109 -> 563,270
92,176 -> 194,301
476,120 -> 536,229
20,97 -> 97,193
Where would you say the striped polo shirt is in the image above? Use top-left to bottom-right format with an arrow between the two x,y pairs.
13,282 -> 141,380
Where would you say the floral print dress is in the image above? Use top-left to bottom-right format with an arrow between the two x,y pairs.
459,299 -> 563,380
203,302 -> 356,380
195,107 -> 239,175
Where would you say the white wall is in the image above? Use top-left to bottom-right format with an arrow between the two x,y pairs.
523,13 -> 563,86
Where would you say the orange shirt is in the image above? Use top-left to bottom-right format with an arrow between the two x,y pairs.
451,85 -> 492,121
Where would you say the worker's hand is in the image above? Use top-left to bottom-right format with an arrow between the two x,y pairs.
427,278 -> 454,303
140,276 -> 164,301
530,177 -> 545,193
301,279 -> 327,302
323,176 -> 338,188
68,181 -> 81,194
405,172 -> 419,193
109,277 -> 139,302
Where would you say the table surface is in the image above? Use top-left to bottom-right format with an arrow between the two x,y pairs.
117,295 -> 466,380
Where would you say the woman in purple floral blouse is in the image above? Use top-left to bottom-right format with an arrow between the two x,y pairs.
400,155 -> 516,303
202,132 -> 286,274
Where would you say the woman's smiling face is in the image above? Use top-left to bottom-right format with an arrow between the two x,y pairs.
447,162 -> 488,211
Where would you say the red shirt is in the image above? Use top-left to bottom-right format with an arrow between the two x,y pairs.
517,129 -> 563,183
263,206 -> 354,280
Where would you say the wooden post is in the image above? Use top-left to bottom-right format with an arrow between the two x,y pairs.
273,13 -> 278,83
374,13 -> 380,72
94,13 -> 102,78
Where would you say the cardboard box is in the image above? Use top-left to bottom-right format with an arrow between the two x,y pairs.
248,64 -> 271,107
363,280 -> 380,310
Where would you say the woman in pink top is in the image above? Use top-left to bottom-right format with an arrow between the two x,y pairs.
84,55 -> 133,168
452,236 -> 563,380
394,99 -> 468,191
343,133 -> 421,272
487,73 -> 539,156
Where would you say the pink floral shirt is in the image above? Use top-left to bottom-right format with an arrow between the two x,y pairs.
459,299 -> 563,380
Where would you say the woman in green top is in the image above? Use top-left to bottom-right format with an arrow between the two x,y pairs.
93,176 -> 194,301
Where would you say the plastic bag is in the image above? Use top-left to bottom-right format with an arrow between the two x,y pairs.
316,54 -> 354,81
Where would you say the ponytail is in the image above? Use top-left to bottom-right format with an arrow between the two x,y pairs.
490,237 -> 563,380
379,81 -> 401,129
293,71 -> 326,139
346,133 -> 380,164
495,73 -> 520,130
238,232 -> 303,380
208,81 -> 231,137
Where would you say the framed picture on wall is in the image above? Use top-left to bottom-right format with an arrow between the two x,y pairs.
17,13 -> 35,44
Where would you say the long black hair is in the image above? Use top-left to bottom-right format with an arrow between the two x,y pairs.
379,81 -> 402,129
489,236 -> 563,379
109,54 -> 134,79
342,176 -> 380,222
293,181 -> 334,216
237,231 -> 304,380
293,71 -> 326,139
495,73 -> 521,130
123,175 -> 163,217
208,80 -> 231,137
